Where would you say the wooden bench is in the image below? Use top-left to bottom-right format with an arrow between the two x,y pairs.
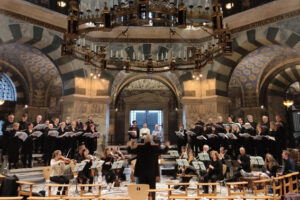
166,182 -> 190,198
98,196 -> 131,200
46,183 -> 69,197
148,188 -> 175,200
78,183 -> 102,197
28,197 -> 61,200
0,198 -> 23,200
196,182 -> 219,196
226,182 -> 248,196
16,180 -> 34,197
239,176 -> 260,192
252,179 -> 271,196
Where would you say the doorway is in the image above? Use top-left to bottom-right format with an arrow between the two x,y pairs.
130,110 -> 163,141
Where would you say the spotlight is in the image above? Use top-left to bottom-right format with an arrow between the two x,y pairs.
24,104 -> 28,109
115,108 -> 118,112
225,2 -> 234,10
175,107 -> 178,111
93,75 -> 97,79
260,105 -> 264,109
0,100 -> 5,106
90,73 -> 94,77
196,77 -> 199,81
97,73 -> 101,77
57,0 -> 67,8
199,74 -> 203,78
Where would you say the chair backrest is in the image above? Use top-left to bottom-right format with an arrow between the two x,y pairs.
253,179 -> 271,196
272,176 -> 283,200
197,183 -> 218,196
226,182 -> 247,196
43,166 -> 51,182
128,184 -> 149,200
289,172 -> 299,193
283,173 -> 292,195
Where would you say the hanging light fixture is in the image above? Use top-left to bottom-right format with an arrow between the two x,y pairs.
0,100 -> 5,106
283,100 -> 294,108
225,1 -> 234,10
57,0 -> 67,8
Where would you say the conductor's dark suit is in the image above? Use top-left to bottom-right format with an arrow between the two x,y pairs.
131,142 -> 168,200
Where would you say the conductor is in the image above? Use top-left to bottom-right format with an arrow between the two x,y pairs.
128,135 -> 169,200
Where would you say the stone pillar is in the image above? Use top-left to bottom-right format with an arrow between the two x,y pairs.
182,95 -> 230,128
62,94 -> 111,156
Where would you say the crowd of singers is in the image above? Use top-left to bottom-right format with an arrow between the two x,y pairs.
170,114 -> 287,161
1,113 -> 100,169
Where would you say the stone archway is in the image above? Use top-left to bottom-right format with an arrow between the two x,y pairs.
110,78 -> 180,145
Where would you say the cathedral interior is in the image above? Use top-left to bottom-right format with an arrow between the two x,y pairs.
0,0 -> 299,199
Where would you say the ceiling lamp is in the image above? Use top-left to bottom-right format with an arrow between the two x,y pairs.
61,0 -> 232,73
57,0 -> 67,8
225,2 -> 234,10
0,100 -> 5,106
283,100 -> 294,108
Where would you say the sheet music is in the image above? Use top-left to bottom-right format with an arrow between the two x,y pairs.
90,160 -> 104,169
82,132 -> 93,138
196,135 -> 207,140
198,153 -> 210,161
48,130 -> 59,137
73,162 -> 87,172
175,131 -> 185,137
218,133 -> 228,139
112,160 -> 124,169
32,131 -> 43,137
239,133 -> 251,138
15,131 -> 28,142
128,131 -> 137,137
227,133 -> 238,140
168,150 -> 179,157
266,136 -> 275,141
206,134 -> 217,139
33,124 -> 47,130
187,131 -> 196,136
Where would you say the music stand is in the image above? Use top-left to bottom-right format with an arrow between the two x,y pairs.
168,150 -> 179,158
198,153 -> 210,161
73,162 -> 87,193
112,161 -> 124,187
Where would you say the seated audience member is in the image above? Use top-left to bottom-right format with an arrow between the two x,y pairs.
203,151 -> 223,193
219,146 -> 230,162
277,150 -> 296,176
237,147 -> 251,173
202,144 -> 210,154
240,153 -> 278,178
50,150 -> 70,195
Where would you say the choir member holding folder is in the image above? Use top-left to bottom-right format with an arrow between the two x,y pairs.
175,124 -> 187,154
8,122 -> 22,169
128,120 -> 140,141
22,123 -> 34,168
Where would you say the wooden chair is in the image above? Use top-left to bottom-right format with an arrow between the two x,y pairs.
43,166 -> 51,183
226,181 -> 248,196
16,180 -> 34,197
128,184 -> 149,200
0,198 -> 23,200
166,182 -> 190,198
78,183 -> 102,198
288,172 -> 299,193
46,183 -> 69,197
271,176 -> 283,200
252,179 -> 271,196
283,173 -> 292,195
196,182 -> 218,196
148,188 -> 175,200
98,197 -> 130,200
64,197 -> 104,200
28,197 -> 61,200
239,176 -> 260,192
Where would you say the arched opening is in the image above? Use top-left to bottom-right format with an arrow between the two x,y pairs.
110,78 -> 180,145
0,73 -> 17,119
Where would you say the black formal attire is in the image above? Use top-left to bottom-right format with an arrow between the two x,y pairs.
131,142 -> 168,200
21,129 -> 33,168
253,131 -> 265,158
189,128 -> 199,156
32,121 -> 43,153
128,126 -> 140,141
203,159 -> 223,193
237,154 -> 251,172
8,130 -> 22,168
45,128 -> 57,165
275,123 -> 286,162
176,129 -> 187,154
101,155 -> 115,184
263,164 -> 278,178
282,158 -> 296,175
77,157 -> 94,189
18,120 -> 28,131
76,122 -> 83,131
2,121 -> 13,155
57,127 -> 66,153
206,130 -> 219,151
242,128 -> 255,155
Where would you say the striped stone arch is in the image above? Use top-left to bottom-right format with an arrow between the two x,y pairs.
207,26 -> 300,96
0,60 -> 30,104
0,15 -> 86,96
267,65 -> 300,97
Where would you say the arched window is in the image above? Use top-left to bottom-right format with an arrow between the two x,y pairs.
0,73 -> 17,101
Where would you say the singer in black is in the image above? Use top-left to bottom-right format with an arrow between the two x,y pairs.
128,120 -> 140,141
22,123 -> 34,168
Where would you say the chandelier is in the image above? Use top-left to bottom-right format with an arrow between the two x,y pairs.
61,0 -> 232,74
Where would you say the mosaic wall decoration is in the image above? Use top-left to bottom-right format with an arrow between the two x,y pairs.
0,73 -> 17,101
229,45 -> 286,107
